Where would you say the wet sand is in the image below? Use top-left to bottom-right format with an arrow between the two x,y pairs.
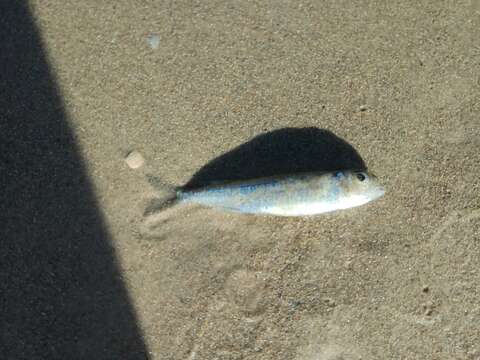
25,1 -> 480,358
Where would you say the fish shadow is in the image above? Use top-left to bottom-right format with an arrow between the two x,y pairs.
184,127 -> 366,189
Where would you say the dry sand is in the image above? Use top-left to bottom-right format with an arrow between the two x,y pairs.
6,1 -> 480,359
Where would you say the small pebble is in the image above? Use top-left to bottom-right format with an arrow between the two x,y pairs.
422,302 -> 433,316
422,285 -> 429,293
125,150 -> 145,169
324,298 -> 336,307
147,34 -> 160,49
359,105 -> 368,111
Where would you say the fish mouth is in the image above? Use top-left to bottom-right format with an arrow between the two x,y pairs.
373,186 -> 386,199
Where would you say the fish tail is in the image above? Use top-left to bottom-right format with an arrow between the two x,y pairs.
144,174 -> 180,216
146,174 -> 177,190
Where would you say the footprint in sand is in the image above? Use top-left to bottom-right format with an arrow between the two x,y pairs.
296,343 -> 364,360
223,269 -> 267,315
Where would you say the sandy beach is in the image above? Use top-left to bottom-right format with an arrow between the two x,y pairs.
2,1 -> 479,359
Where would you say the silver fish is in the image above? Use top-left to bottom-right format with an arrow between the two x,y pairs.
175,170 -> 384,216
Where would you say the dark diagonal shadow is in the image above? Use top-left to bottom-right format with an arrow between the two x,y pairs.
184,127 -> 366,189
0,3 -> 149,359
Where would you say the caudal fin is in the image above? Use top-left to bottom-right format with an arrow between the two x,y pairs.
144,174 -> 179,216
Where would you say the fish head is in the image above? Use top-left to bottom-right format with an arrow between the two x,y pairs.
339,170 -> 385,204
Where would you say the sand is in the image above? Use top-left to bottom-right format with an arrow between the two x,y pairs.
2,1 -> 479,359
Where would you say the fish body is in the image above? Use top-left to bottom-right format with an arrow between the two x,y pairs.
177,170 -> 384,216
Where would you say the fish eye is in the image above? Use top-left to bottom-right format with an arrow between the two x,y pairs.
356,172 -> 366,182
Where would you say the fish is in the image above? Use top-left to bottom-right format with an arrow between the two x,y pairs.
152,170 -> 385,217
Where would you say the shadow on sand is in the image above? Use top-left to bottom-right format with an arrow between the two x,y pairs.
0,3 -> 149,358
183,127 -> 366,189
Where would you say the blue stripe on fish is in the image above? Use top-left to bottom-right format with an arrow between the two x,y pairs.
237,179 -> 279,194
202,179 -> 279,194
